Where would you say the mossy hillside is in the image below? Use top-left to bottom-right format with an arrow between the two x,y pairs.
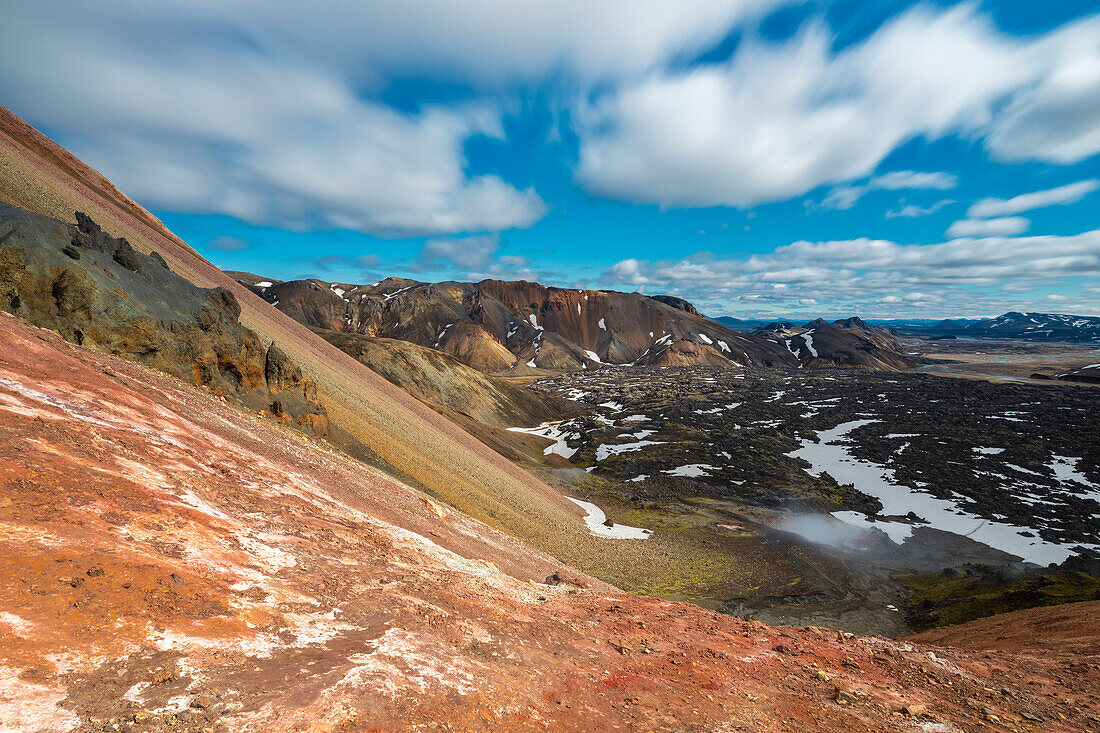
547,475 -> 813,607
898,556 -> 1100,630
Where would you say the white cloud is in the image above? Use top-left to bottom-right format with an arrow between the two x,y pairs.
0,2 -> 559,236
577,6 -> 1098,208
871,171 -> 958,191
821,171 -> 957,210
967,179 -> 1099,218
886,199 -> 953,218
0,1 -> 786,90
985,18 -> 1100,163
946,217 -> 1030,238
601,228 -> 1100,316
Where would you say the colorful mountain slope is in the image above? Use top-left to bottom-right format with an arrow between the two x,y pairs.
0,103 -> 600,567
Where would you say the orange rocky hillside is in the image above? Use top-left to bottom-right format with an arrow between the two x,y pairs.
0,103 -> 595,567
1,311 -> 1097,731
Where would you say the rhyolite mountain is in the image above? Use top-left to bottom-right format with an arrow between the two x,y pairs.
232,273 -> 918,373
230,273 -> 797,370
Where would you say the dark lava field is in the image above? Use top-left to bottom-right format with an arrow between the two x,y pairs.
529,366 -> 1099,555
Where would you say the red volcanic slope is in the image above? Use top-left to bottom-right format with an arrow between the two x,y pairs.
0,103 -> 599,566
0,312 -> 1097,731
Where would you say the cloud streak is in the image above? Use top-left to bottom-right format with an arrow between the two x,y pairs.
967,180 -> 1099,218
601,228 -> 1100,317
821,171 -> 957,211
577,6 -> 1099,208
946,217 -> 1030,238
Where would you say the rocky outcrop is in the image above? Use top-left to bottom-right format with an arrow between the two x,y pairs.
0,201 -> 326,434
646,293 -> 702,316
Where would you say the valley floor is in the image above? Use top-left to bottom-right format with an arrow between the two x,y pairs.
520,355 -> 1099,635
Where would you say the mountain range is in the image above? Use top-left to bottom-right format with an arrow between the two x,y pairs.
927,311 -> 1100,342
230,273 -> 920,374
720,313 -> 1100,343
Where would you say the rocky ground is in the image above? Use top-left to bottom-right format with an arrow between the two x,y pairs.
2,312 -> 1099,732
530,365 -> 1099,549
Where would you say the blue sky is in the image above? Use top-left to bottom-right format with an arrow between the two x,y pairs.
1,1 -> 1097,318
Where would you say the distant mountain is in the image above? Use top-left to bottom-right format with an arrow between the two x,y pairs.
234,274 -> 920,374
952,312 -> 1100,342
712,315 -> 774,332
880,312 -> 1099,342
233,276 -> 798,372
751,317 -> 919,370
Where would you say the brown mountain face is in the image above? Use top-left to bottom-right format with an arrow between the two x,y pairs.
314,329 -> 568,429
753,317 -> 919,371
236,274 -> 799,373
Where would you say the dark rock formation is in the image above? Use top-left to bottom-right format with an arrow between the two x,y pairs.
0,201 -> 326,435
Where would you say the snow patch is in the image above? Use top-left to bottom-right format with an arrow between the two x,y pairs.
507,422 -> 578,459
663,464 -> 716,478
802,330 -> 818,357
595,440 -> 664,461
790,420 -> 1086,564
566,498 -> 651,540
